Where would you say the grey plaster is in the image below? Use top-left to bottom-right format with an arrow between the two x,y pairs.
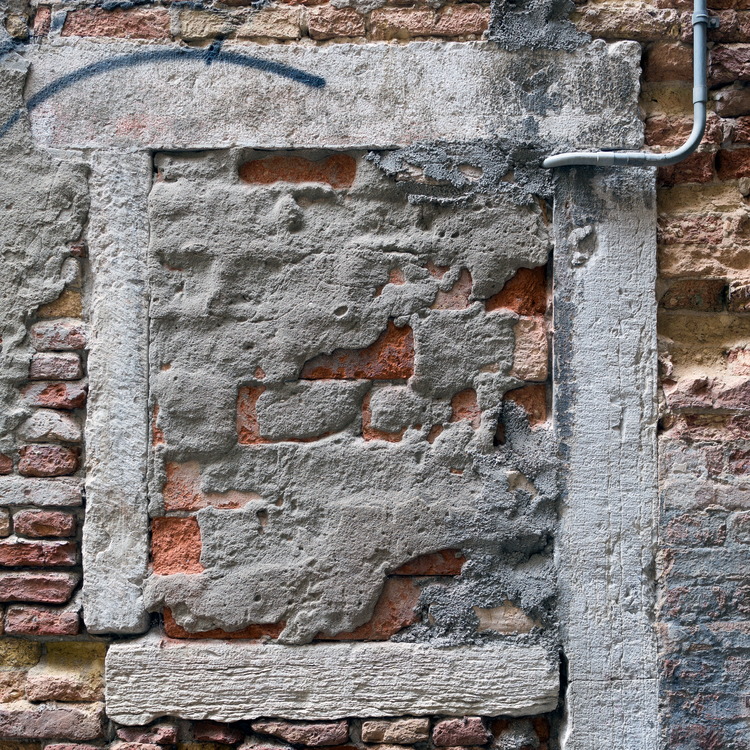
144,153 -> 557,644
0,55 -> 88,457
22,40 -> 642,152
105,638 -> 559,724
553,168 -> 658,749
489,0 -> 587,52
368,385 -> 451,434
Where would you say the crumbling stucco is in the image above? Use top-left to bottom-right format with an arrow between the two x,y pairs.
0,55 -> 88,457
143,152 -> 557,644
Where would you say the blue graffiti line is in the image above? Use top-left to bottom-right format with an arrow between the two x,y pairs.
0,46 -> 325,139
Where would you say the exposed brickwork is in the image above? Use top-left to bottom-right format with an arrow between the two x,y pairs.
239,154 -> 357,189
150,517 -> 203,575
62,8 -> 171,39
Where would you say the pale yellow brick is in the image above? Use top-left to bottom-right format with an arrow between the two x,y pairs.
37,290 -> 83,319
179,10 -> 231,41
237,6 -> 303,39
0,639 -> 41,670
25,642 -> 105,703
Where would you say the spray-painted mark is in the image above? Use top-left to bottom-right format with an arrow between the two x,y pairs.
0,47 -> 325,139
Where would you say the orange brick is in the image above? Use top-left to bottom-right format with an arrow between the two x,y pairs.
504,384 -> 547,426
392,549 -> 465,575
237,386 -> 272,446
62,8 -> 171,39
450,389 -> 482,430
657,151 -> 716,186
239,154 -> 356,188
151,517 -> 203,575
485,265 -> 547,315
301,321 -> 414,380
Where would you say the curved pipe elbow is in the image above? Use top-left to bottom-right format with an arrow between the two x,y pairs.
543,1 -> 710,170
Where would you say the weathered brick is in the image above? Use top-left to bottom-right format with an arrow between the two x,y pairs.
573,4 -> 679,41
646,113 -> 723,149
510,317 -> 548,382
728,279 -> 750,311
485,265 -> 547,316
473,602 -> 537,634
710,43 -> 750,85
306,7 -> 365,39
664,511 -> 728,547
371,5 -> 488,39
237,6 -> 303,39
658,151 -> 716,186
116,724 -> 178,745
392,549 -> 465,575
13,511 -> 76,539
29,320 -> 86,352
25,642 -> 105,703
361,719 -> 430,744
46,745 -> 103,750
715,86 -> 750,117
240,154 -> 356,189
18,446 -> 78,478
151,517 -> 203,575
449,388 -> 482,429
32,7 -> 51,37
0,457 -> 11,477
664,376 -> 750,412
62,8 -> 171,39
0,512 -> 9,539
0,701 -> 104,741
659,279 -> 726,311
250,720 -> 348,747
0,539 -> 77,568
432,718 -> 489,747
29,353 -> 82,381
4,606 -> 79,636
317,576 -> 423,640
0,638 -> 41,668
36,290 -> 83,320
193,722 -> 245,744
729,510 -> 750,542
301,321 -> 414,380
643,42 -> 693,82
432,269 -> 473,310
18,410 -> 82,443
0,672 -> 27,704
21,382 -> 87,410
0,573 -> 78,604
178,9 -> 228,41
117,724 -> 178,745
162,608 -> 283,639
0,478 -> 82,508
716,147 -> 750,178
503,384 -> 547,425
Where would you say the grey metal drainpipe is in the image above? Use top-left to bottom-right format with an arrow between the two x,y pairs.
543,0 -> 718,168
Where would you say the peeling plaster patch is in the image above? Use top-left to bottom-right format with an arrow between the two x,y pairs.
143,152 -> 557,644
0,56 -> 88,456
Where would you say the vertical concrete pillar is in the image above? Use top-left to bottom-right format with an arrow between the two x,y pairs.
82,150 -> 151,634
553,168 -> 659,750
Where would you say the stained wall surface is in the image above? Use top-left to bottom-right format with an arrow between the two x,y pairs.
0,0 -> 744,747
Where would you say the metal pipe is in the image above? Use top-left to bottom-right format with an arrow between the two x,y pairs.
542,0 -> 715,169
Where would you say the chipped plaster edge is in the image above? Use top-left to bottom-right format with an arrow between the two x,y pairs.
82,150 -> 151,634
553,167 -> 659,750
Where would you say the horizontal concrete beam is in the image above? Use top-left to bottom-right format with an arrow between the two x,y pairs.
23,39 -> 642,150
105,638 -> 559,724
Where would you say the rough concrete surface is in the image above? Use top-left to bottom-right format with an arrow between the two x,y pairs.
553,168 -> 658,749
22,40 -> 642,152
105,638 -> 559,724
143,153 -> 558,644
